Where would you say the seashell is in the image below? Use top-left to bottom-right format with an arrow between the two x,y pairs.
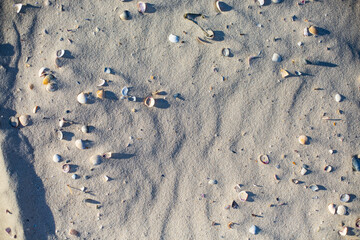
43,74 -> 53,85
57,130 -> 64,140
334,93 -> 342,102
77,92 -> 89,104
280,69 -> 290,78
102,152 -> 112,159
324,165 -> 332,172
46,82 -> 58,92
137,2 -> 146,13
81,125 -> 89,133
297,41 -> 303,46
214,0 -> 226,13
272,53 -> 282,62
298,135 -> 309,145
304,27 -> 309,36
5,227 -> 11,234
128,96 -> 136,102
53,154 -> 62,163
249,225 -> 259,235
62,164 -> 70,173
104,67 -> 111,74
258,0 -> 265,6
96,89 -> 105,99
75,139 -> 86,149
340,194 -> 350,203
119,10 -> 130,20
292,179 -> 299,184
72,174 -> 79,179
121,86 -> 129,96
38,67 -> 49,77
208,179 -> 218,185
104,175 -> 110,182
336,205 -> 347,215
59,118 -> 65,128
97,79 -> 107,87
9,116 -> 19,128
309,26 -> 318,35
69,229 -> 80,237
168,34 -> 179,43
328,204 -> 336,215
90,155 -> 102,166
272,0 -> 282,3
144,96 -> 155,107
19,114 -> 31,126
339,227 -> 348,236
258,154 -> 269,164
205,29 -> 214,40
353,155 -> 360,171
56,49 -> 65,58
33,106 -> 39,113
238,191 -> 248,202
309,184 -> 319,192
221,48 -> 230,57
300,167 -> 308,175
14,4 -> 23,13
355,218 -> 360,229
29,83 -> 34,90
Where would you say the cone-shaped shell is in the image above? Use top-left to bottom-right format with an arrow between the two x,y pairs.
298,135 -> 308,145
75,139 -> 86,149
77,92 -> 89,104
19,114 -> 31,126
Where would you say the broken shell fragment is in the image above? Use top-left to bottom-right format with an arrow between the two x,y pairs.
81,125 -> 89,133
57,130 -> 64,140
337,205 -> 347,215
62,164 -> 70,173
298,135 -> 309,145
38,67 -> 49,77
300,167 -> 308,175
335,93 -> 342,102
102,152 -> 112,159
340,194 -> 350,203
249,225 -> 259,235
221,48 -> 230,57
97,79 -> 107,87
137,2 -> 146,13
280,69 -> 290,78
33,106 -> 39,113
324,165 -> 332,172
46,82 -> 58,92
238,191 -> 248,202
144,96 -> 155,107
69,229 -> 80,237
119,10 -> 130,20
304,27 -> 309,36
42,74 -> 54,85
168,34 -> 179,43
205,29 -> 214,39
309,26 -> 318,35
75,139 -> 86,149
258,154 -> 269,164
96,89 -> 105,99
9,116 -> 19,128
90,155 -> 102,166
272,53 -> 282,62
14,4 -> 23,13
53,154 -> 62,163
328,204 -> 336,215
59,118 -> 65,128
19,114 -> 31,126
56,49 -> 65,58
309,184 -> 319,192
214,0 -> 226,13
77,92 -> 89,104
258,0 -> 265,6
339,227 -> 348,236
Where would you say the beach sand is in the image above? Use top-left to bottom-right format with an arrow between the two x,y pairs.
1,0 -> 360,239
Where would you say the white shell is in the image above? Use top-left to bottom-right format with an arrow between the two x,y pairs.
339,227 -> 348,236
19,114 -> 30,126
75,139 -> 86,149
328,204 -> 336,214
272,53 -> 282,62
334,93 -> 342,102
337,205 -> 347,215
297,41 -> 303,46
340,194 -> 350,203
238,191 -> 248,202
14,4 -> 23,13
221,48 -> 230,57
77,92 -> 88,104
90,155 -> 102,166
104,175 -> 110,182
81,125 -> 89,133
324,165 -> 332,172
53,154 -> 62,163
208,179 -> 218,185
33,106 -> 39,113
168,34 -> 179,43
46,82 -> 58,92
304,27 -> 309,36
298,135 -> 308,145
258,0 -> 265,5
144,96 -> 155,107
38,67 -> 49,77
97,79 -> 106,87
272,0 -> 282,3
56,49 -> 65,58
57,130 -> 64,140
309,184 -> 319,192
137,2 -> 146,13
121,86 -> 129,96
119,10 -> 130,20
72,174 -> 78,179
59,118 -> 65,128
300,167 -> 308,175
249,225 -> 259,235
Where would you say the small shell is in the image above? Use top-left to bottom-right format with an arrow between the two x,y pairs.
14,4 -> 23,13
144,96 -> 155,107
328,204 -> 336,215
56,49 -> 65,58
97,79 -> 107,87
102,152 -> 112,159
292,179 -> 299,184
33,106 -> 39,113
249,225 -> 259,235
353,155 -> 360,171
104,67 -> 111,74
77,92 -> 89,104
121,86 -> 129,96
9,116 -> 19,128
59,118 -> 65,128
90,155 -> 102,166
104,175 -> 110,182
69,229 -> 80,237
19,114 -> 31,126
72,174 -> 79,179
57,130 -> 64,140
304,27 -> 309,36
272,53 -> 282,62
81,125 -> 89,133
46,82 -> 58,92
298,135 -> 309,145
62,164 -> 70,173
38,67 -> 49,77
309,184 -> 319,192
168,34 -> 179,43
334,93 -> 342,102
280,69 -> 290,78
205,29 -> 214,39
221,48 -> 230,57
238,191 -> 248,202
300,167 -> 308,175
128,96 -> 136,102
214,0 -> 225,13
120,10 -> 130,20
337,205 -> 347,215
339,227 -> 348,236
324,165 -> 332,172
137,2 -> 146,13
75,139 -> 86,149
309,26 -> 318,35
208,179 -> 218,185
53,154 -> 62,163
258,154 -> 269,164
96,89 -> 105,99
258,0 -> 264,5
355,218 -> 360,229
340,194 -> 350,203
42,74 -> 53,85
272,0 -> 282,3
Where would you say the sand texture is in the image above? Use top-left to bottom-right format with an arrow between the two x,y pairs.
1,0 -> 360,239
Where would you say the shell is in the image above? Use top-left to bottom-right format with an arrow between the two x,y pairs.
75,139 -> 86,149
90,155 -> 102,166
104,67 -> 111,74
72,174 -> 79,179
280,69 -> 290,78
356,218 -> 360,229
144,96 -> 155,107
38,67 -> 49,77
272,53 -> 282,62
309,184 -> 319,192
353,155 -> 360,171
324,165 -> 332,172
81,125 -> 89,133
97,79 -> 107,87
62,164 -> 70,173
42,75 -> 53,85
238,191 -> 248,202
304,27 -> 309,36
69,229 -> 80,236
33,106 -> 39,113
258,154 -> 269,164
96,89 -> 105,99
298,135 -> 309,145
46,82 -> 58,92
328,204 -> 336,215
208,179 -> 218,185
9,116 -> 19,128
214,0 -> 225,13
128,96 -> 136,102
104,175 -> 110,182
59,118 -> 65,128
77,92 -> 89,104
103,152 -> 112,159
19,114 -> 31,126
53,154 -> 62,163
258,0 -> 265,5
309,26 -> 318,35
137,2 -> 146,13
340,194 -> 350,203
339,227 -> 348,236
221,48 -> 230,57
120,10 -> 130,20
57,130 -> 64,140
272,0 -> 282,3
249,225 -> 259,235
205,29 -> 214,39
168,34 -> 179,43
121,86 -> 129,96
334,93 -> 342,102
56,49 -> 65,58
14,4 -> 23,13
336,205 -> 347,215
300,167 -> 308,175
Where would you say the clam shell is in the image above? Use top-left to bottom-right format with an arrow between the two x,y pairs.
238,191 -> 248,202
300,167 -> 308,175
328,204 -> 336,215
120,10 -> 130,20
339,227 -> 348,236
81,125 -> 89,133
336,205 -> 347,215
97,79 -> 107,87
96,89 -> 105,99
121,86 -> 129,96
304,27 -> 309,36
309,26 -> 318,35
324,165 -> 332,172
56,49 -> 65,58
340,194 -> 350,203
62,164 -> 70,173
168,34 -> 179,43
69,229 -> 80,237
298,135 -> 309,145
353,155 -> 360,171
249,225 -> 259,235
214,0 -> 226,13
272,53 -> 282,62
77,92 -> 89,104
19,114 -> 31,126
46,82 -> 58,92
39,67 -> 49,77
137,2 -> 146,13
57,130 -> 64,140
309,184 -> 319,192
90,155 -> 102,166
334,93 -> 342,102
258,154 -> 269,164
208,179 -> 218,185
280,69 -> 290,78
53,154 -> 62,163
9,116 -> 19,128
144,96 -> 155,107
221,48 -> 230,57
75,139 -> 86,149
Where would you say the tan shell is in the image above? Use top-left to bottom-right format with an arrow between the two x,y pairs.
238,191 -> 248,202
69,229 -> 79,236
96,89 -> 105,99
77,92 -> 89,104
144,96 -> 155,108
33,106 -> 39,113
19,114 -> 31,126
324,165 -> 332,172
328,204 -> 336,215
120,10 -> 130,20
280,69 -> 290,78
309,26 -> 318,35
75,139 -> 86,149
298,135 -> 309,145
337,205 -> 347,215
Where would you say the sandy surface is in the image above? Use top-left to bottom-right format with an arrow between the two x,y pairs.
1,0 -> 360,239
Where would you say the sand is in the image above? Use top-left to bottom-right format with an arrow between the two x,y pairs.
1,0 -> 360,239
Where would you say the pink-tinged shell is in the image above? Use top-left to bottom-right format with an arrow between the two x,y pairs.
238,191 -> 248,202
258,154 -> 269,164
62,164 -> 70,173
137,2 -> 146,13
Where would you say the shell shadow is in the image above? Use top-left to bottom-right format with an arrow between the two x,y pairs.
316,27 -> 331,36
68,164 -> 78,173
63,50 -> 74,59
317,185 -> 327,191
61,131 -> 74,141
217,2 -> 232,12
146,3 -> 156,13
155,99 -> 170,109
348,194 -> 356,203
111,153 -> 135,160
105,91 -> 118,101
246,191 -> 256,202
263,0 -> 272,6
212,31 -> 225,42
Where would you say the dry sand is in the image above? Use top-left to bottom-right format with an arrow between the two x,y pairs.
1,0 -> 360,239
